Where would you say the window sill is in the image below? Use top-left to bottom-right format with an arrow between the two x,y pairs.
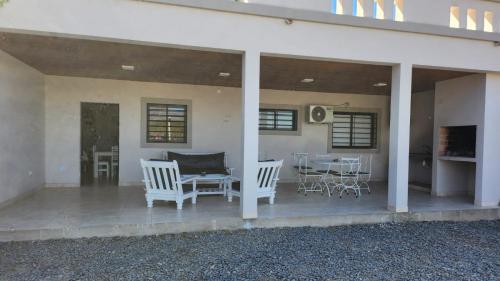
328,147 -> 380,154
141,142 -> 192,149
259,130 -> 301,136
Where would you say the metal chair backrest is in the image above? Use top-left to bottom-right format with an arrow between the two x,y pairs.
140,159 -> 183,196
257,160 -> 283,192
361,154 -> 372,174
293,152 -> 309,176
339,157 -> 361,184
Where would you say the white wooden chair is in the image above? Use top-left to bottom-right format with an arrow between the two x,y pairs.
228,160 -> 283,204
111,145 -> 119,179
140,159 -> 197,210
93,145 -> 110,178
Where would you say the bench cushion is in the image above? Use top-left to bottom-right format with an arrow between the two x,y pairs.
167,152 -> 227,175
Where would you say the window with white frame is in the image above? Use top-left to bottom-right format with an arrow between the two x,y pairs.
331,112 -> 378,149
450,6 -> 460,28
332,0 -> 344,15
374,0 -> 385,19
484,11 -> 494,32
393,0 -> 404,21
354,0 -> 365,17
467,9 -> 477,30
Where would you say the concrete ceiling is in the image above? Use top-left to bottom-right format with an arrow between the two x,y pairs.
0,32 -> 474,95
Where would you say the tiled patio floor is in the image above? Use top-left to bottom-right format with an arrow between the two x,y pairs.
0,182 -> 496,241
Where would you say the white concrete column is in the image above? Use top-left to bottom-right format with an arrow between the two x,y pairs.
475,73 -> 500,207
388,63 -> 412,212
476,8 -> 484,32
459,5 -> 468,29
240,50 -> 260,219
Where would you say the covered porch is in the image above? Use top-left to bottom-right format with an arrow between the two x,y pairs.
2,182 -> 494,241
0,29 -> 499,241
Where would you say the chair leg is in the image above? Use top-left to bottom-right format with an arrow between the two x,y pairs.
147,199 -> 153,208
176,200 -> 183,210
269,195 -> 275,205
227,180 -> 233,202
363,181 -> 371,194
192,193 -> 197,205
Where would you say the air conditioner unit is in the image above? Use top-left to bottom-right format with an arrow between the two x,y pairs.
308,105 -> 334,124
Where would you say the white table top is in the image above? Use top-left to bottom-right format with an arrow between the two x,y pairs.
311,159 -> 340,165
181,174 -> 230,181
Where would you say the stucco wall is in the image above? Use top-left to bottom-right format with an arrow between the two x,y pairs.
44,76 -> 390,186
247,0 -> 500,31
0,0 -> 499,74
0,50 -> 45,205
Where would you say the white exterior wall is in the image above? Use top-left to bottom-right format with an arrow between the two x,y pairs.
0,50 -> 45,205
44,76 -> 390,187
247,0 -> 331,12
0,0 -> 499,73
261,90 -> 390,182
246,0 -> 500,30
406,0 -> 500,30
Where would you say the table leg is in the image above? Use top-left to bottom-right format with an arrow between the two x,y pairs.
93,155 -> 98,178
192,179 -> 197,204
228,178 -> 233,203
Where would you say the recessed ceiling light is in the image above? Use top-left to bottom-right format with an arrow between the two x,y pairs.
301,78 -> 315,83
121,65 -> 135,71
219,72 -> 231,77
373,82 -> 388,87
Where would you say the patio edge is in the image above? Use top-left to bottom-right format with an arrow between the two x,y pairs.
0,208 -> 498,242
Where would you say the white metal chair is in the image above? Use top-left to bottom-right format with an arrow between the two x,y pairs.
333,157 -> 361,198
140,159 -> 197,210
358,154 -> 373,194
111,145 -> 119,178
228,160 -> 283,204
93,145 -> 110,178
293,153 -> 324,196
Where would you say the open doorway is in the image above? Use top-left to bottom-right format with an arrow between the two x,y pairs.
80,102 -> 119,187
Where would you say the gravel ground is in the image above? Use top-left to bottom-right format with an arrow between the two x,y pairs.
1,221 -> 499,281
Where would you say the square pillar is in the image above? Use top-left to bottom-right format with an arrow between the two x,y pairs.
240,50 -> 260,219
476,8 -> 484,32
388,63 -> 412,212
475,73 -> 500,207
342,0 -> 353,16
384,0 -> 394,20
459,5 -> 468,29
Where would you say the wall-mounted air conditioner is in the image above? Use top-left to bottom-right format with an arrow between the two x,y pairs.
307,105 -> 334,124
